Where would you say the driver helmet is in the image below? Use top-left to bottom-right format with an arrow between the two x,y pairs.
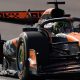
44,21 -> 72,34
52,21 -> 72,34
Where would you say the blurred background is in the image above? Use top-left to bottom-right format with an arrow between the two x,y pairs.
0,0 -> 80,40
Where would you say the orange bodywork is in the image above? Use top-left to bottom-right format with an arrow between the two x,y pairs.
67,32 -> 80,45
29,49 -> 37,69
40,8 -> 54,19
0,11 -> 44,20
0,11 -> 29,19
11,38 -> 18,47
41,8 -> 54,16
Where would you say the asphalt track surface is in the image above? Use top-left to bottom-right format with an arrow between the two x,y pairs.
0,75 -> 19,80
0,0 -> 80,80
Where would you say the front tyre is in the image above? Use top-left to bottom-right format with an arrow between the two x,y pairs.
17,37 -> 38,80
17,37 -> 29,80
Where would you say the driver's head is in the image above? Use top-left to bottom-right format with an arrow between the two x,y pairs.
52,21 -> 72,33
44,21 -> 72,34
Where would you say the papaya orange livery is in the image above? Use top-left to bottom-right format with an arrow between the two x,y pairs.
30,11 -> 44,18
0,11 -> 44,19
0,10 -> 44,24
0,11 -> 28,19
67,32 -> 80,45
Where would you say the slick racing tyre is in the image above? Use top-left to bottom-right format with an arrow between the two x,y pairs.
17,32 -> 38,80
17,35 -> 29,80
17,31 -> 50,80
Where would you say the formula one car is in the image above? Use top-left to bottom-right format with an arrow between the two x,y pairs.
1,17 -> 80,80
16,17 -> 80,80
0,0 -> 80,80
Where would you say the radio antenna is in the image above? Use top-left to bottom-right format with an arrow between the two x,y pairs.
47,0 -> 65,9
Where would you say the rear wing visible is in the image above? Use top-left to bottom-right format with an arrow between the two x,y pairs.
0,10 -> 44,25
0,10 -> 70,25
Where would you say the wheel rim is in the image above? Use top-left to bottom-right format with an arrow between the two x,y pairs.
17,39 -> 37,79
18,42 -> 25,71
